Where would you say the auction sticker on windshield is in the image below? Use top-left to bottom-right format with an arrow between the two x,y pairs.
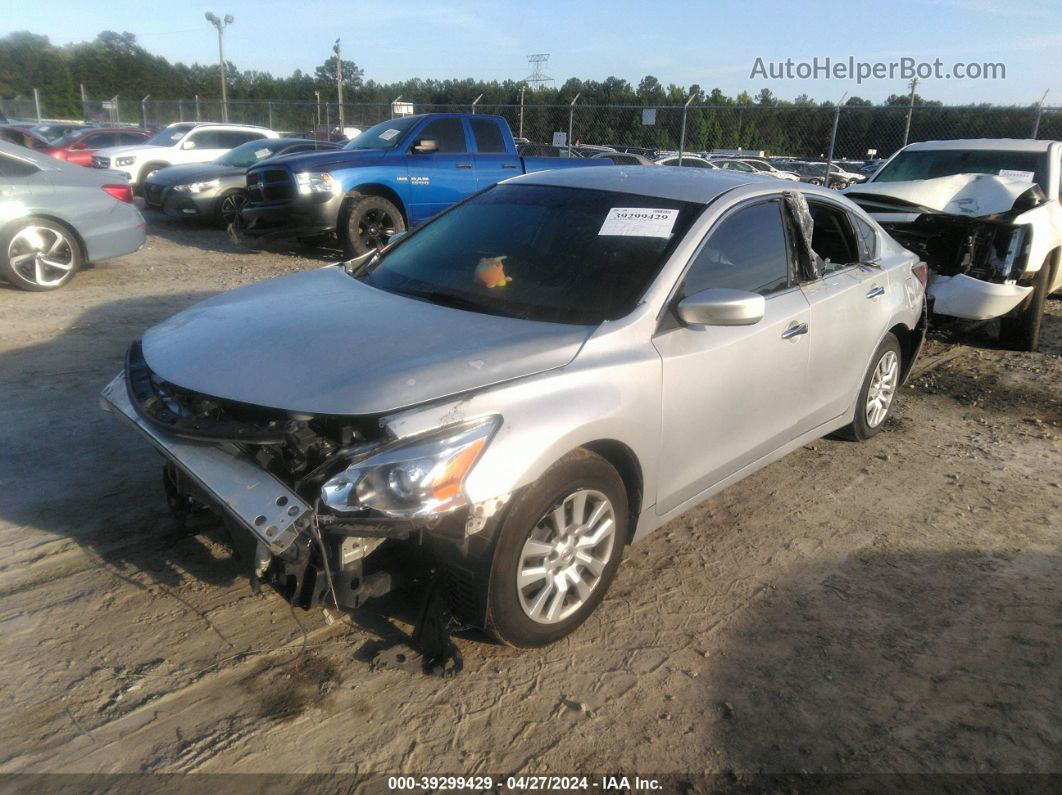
379,129 -> 401,141
598,208 -> 679,238
999,169 -> 1034,182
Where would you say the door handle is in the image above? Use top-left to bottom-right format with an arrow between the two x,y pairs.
781,322 -> 809,340
501,162 -> 518,169
866,285 -> 886,299
455,162 -> 473,169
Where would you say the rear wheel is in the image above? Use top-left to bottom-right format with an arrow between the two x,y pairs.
484,449 -> 627,648
341,194 -> 405,257
0,219 -> 82,291
839,333 -> 902,441
999,257 -> 1052,352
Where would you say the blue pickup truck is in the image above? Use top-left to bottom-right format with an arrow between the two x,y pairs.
240,113 -> 608,255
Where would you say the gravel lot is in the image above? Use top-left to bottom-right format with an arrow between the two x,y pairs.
1,210 -> 1060,778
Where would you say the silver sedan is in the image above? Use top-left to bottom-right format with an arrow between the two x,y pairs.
0,141 -> 144,291
102,166 -> 925,648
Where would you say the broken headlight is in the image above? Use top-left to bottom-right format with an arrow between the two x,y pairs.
320,417 -> 498,518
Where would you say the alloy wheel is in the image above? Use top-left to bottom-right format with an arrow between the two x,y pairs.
220,192 -> 247,225
7,226 -> 76,288
517,489 -> 616,624
865,349 -> 899,428
357,208 -> 397,250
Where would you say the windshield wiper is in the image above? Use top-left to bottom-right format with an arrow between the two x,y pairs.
397,288 -> 507,316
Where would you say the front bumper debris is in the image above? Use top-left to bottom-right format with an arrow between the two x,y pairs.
100,373 -> 311,555
927,273 -> 1033,321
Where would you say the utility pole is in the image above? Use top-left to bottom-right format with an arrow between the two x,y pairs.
315,90 -> 322,133
33,88 -> 41,122
567,92 -> 580,157
334,38 -> 344,132
471,94 -> 483,114
678,93 -> 696,165
519,86 -> 525,138
902,78 -> 918,148
205,12 -> 234,122
1032,89 -> 1050,139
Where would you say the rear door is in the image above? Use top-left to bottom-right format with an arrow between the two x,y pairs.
403,117 -> 478,225
469,118 -> 520,190
798,198 -> 891,426
653,197 -> 812,515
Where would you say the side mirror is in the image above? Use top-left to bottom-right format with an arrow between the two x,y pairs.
676,288 -> 765,327
181,139 -> 197,150
411,138 -> 438,154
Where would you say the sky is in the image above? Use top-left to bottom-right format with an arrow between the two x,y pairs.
8,0 -> 1062,105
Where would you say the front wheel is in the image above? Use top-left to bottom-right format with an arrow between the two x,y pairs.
839,333 -> 902,441
341,194 -> 405,257
484,449 -> 628,648
0,219 -> 82,291
999,257 -> 1051,352
216,189 -> 248,228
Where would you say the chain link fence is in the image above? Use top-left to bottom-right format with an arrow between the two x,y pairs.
4,94 -> 1059,162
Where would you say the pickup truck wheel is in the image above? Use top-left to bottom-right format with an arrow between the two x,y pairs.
342,195 -> 405,257
838,332 -> 902,442
485,449 -> 627,648
999,258 -> 1051,352
0,218 -> 82,291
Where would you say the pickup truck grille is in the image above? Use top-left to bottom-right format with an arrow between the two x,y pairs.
247,169 -> 294,203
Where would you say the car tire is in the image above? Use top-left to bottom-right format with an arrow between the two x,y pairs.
484,448 -> 628,648
999,256 -> 1052,352
216,189 -> 248,228
808,177 -> 823,186
839,332 -> 902,442
0,218 -> 82,292
341,194 -> 405,257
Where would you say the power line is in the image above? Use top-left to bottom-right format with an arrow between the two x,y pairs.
523,53 -> 553,89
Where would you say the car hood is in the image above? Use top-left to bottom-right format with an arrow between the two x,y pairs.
846,174 -> 1045,218
261,147 -> 388,172
147,163 -> 243,185
141,266 -> 593,416
94,144 -> 164,158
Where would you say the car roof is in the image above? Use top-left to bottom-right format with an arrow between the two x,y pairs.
904,138 -> 1056,153
510,165 -> 760,203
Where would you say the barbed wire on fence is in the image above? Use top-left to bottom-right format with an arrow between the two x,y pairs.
2,94 -> 1058,162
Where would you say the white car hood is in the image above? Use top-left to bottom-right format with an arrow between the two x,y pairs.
846,173 -> 1043,218
94,144 -> 163,158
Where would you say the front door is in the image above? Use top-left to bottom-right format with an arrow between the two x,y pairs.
404,117 -> 478,226
653,199 -> 812,515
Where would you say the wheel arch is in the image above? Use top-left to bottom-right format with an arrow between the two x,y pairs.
887,320 -> 920,384
2,214 -> 89,263
342,183 -> 408,226
579,439 -> 644,544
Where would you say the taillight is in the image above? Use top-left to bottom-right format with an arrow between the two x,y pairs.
102,184 -> 133,203
45,148 -> 65,160
912,261 -> 928,287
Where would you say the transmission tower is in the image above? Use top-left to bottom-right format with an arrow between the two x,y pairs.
524,54 -> 554,88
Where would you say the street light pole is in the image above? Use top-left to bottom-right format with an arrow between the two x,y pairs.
334,38 -> 344,132
205,12 -> 234,122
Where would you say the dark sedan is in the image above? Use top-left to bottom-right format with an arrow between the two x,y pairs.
142,138 -> 340,226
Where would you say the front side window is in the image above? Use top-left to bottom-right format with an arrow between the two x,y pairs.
359,184 -> 702,324
413,118 -> 467,153
683,200 -> 791,297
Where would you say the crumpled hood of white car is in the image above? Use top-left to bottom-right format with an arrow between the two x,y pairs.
141,266 -> 594,416
846,173 -> 1043,218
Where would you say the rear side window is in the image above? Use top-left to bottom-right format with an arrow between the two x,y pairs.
851,215 -> 878,261
0,154 -> 38,177
808,202 -> 860,273
470,119 -> 507,153
84,133 -> 116,148
415,119 -> 467,153
119,132 -> 148,145
683,200 -> 790,296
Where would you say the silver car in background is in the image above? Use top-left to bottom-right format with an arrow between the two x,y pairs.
101,167 -> 925,648
0,141 -> 144,291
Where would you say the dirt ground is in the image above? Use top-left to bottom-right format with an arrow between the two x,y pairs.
0,210 -> 1060,781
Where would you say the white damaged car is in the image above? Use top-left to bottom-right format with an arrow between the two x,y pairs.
846,139 -> 1062,350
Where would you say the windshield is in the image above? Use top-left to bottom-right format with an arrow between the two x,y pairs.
359,184 -> 703,325
216,139 -> 296,167
344,116 -> 420,150
147,125 -> 193,147
873,148 -> 1049,189
52,129 -> 91,148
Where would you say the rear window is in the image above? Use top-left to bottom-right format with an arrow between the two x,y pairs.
873,148 -> 1049,190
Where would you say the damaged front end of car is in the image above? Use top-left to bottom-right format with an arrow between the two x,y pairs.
847,174 -> 1046,320
101,341 -> 508,629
